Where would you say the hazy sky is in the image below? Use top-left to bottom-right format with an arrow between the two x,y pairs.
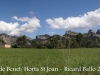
0,0 -> 100,38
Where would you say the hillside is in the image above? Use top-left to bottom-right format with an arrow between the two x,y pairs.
0,34 -> 32,45
0,29 -> 100,47
36,29 -> 100,41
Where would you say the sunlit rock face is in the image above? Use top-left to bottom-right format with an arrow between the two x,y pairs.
0,33 -> 17,44
64,30 -> 78,36
87,29 -> 96,37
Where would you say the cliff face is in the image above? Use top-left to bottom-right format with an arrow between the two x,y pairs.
83,29 -> 100,38
36,34 -> 51,40
35,29 -> 100,40
0,29 -> 100,45
0,33 -> 33,45
64,30 -> 78,36
0,33 -> 17,44
64,29 -> 100,38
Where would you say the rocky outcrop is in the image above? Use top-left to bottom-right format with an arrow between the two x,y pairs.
35,29 -> 100,44
88,29 -> 95,33
0,33 -> 17,44
36,34 -> 51,40
0,29 -> 100,45
51,34 -> 63,39
64,30 -> 78,36
87,29 -> 96,37
0,33 -> 33,45
83,29 -> 100,37
52,35 -> 61,37
96,29 -> 100,35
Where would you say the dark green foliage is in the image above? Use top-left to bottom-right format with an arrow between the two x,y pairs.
12,33 -> 100,48
28,33 -> 100,48
76,33 -> 84,47
12,44 -> 18,48
31,40 -> 38,48
65,38 -> 71,48
86,40 -> 94,48
37,42 -> 47,49
50,37 -> 59,49
16,35 -> 27,48
84,37 -> 99,48
70,39 -> 79,48
45,42 -> 54,49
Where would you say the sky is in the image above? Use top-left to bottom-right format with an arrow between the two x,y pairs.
0,0 -> 100,38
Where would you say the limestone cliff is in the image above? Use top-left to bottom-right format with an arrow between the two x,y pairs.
0,33 -> 17,44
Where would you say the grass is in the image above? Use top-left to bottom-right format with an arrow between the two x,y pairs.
0,48 -> 100,75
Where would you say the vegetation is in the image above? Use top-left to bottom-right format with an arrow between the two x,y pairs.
0,48 -> 100,75
14,33 -> 100,48
76,33 -> 84,47
16,35 -> 27,48
0,39 -> 5,45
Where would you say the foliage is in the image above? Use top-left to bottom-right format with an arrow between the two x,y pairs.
16,35 -> 27,48
31,40 -> 38,48
65,38 -> 71,48
0,39 -> 5,45
12,44 -> 18,48
76,33 -> 84,47
86,40 -> 95,48
70,39 -> 79,48
12,33 -> 100,48
50,37 -> 59,49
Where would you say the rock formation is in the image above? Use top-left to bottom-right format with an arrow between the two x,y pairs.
36,34 -> 51,40
0,33 -> 33,45
83,29 -> 100,38
64,30 -> 78,37
96,29 -> 100,35
87,29 -> 96,37
0,29 -> 100,45
64,30 -> 78,36
0,33 -> 17,44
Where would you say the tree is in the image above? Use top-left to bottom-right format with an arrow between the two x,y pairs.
70,39 -> 79,48
86,40 -> 94,48
31,40 -> 38,48
0,39 -> 5,45
37,42 -> 46,49
16,35 -> 27,48
61,37 -> 67,48
76,33 -> 84,47
50,37 -> 59,49
46,41 -> 53,49
65,38 -> 71,48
